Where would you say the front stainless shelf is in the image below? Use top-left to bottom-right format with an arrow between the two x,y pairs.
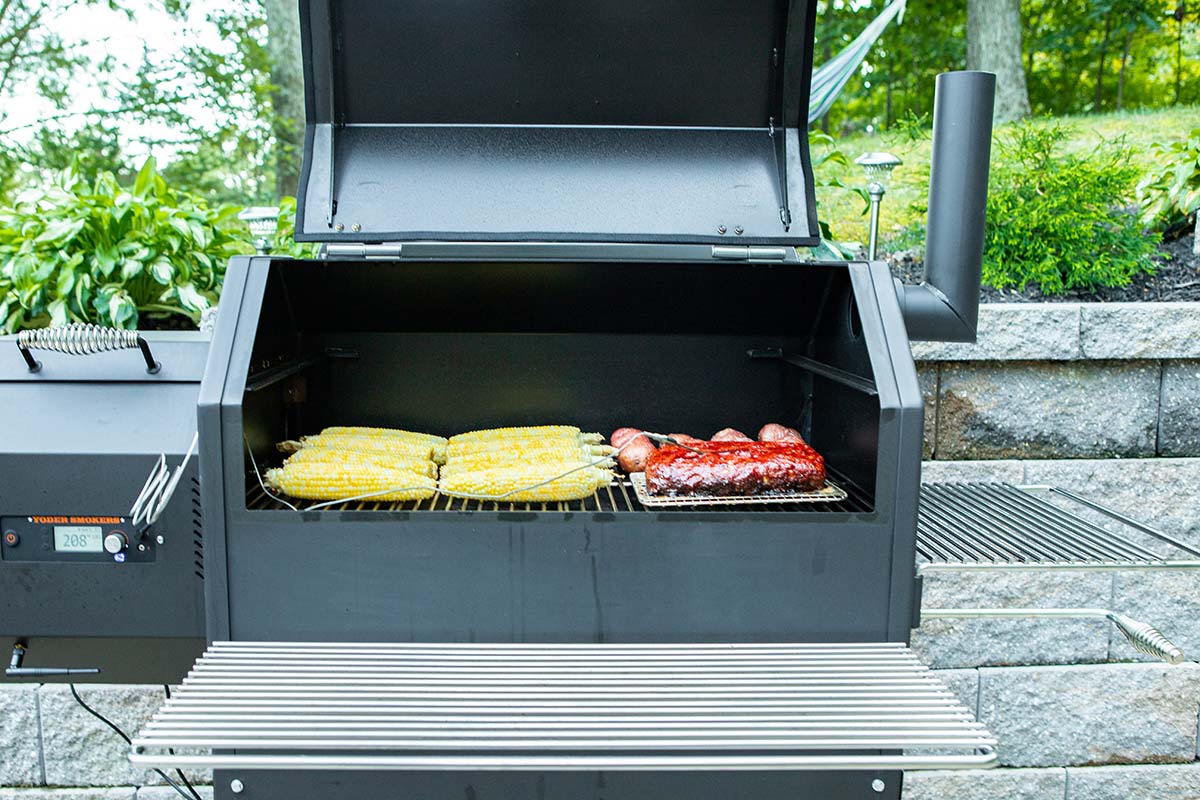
917,483 -> 1200,571
129,641 -> 997,772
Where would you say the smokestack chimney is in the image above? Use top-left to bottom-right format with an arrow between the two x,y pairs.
899,71 -> 996,342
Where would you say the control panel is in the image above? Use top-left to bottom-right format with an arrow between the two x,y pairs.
1,516 -> 156,563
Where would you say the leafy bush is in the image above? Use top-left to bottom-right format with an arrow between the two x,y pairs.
809,131 -> 868,257
1137,127 -> 1200,233
982,124 -> 1159,294
270,197 -> 322,259
0,158 -> 254,333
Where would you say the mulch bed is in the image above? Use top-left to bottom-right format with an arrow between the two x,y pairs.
886,230 -> 1200,303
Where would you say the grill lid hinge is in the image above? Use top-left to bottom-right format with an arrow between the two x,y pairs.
711,246 -> 790,261
322,244 -> 404,261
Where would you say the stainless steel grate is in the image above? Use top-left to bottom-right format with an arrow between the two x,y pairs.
918,483 -> 1200,571
129,641 -> 997,772
629,473 -> 848,507
245,471 -> 874,514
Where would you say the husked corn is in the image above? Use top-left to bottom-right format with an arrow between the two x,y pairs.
443,443 -> 614,472
291,433 -> 435,460
439,465 -> 612,502
284,447 -> 437,478
320,427 -> 448,463
265,462 -> 436,502
445,437 -> 611,460
439,457 -> 612,480
447,426 -> 603,447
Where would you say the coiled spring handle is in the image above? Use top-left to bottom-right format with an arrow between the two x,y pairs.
17,323 -> 160,373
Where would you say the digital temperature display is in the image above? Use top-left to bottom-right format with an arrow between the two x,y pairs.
54,526 -> 104,553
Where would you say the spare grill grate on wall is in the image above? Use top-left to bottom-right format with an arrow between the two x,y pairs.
917,483 -> 1200,571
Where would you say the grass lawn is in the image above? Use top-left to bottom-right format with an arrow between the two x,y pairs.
813,106 -> 1200,247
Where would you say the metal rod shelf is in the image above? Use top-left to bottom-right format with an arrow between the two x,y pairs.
917,483 -> 1200,572
130,642 -> 997,773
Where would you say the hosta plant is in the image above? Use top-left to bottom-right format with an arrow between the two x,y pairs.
1138,127 -> 1200,253
0,158 -> 254,333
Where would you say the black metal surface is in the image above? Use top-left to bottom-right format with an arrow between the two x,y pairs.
0,333 -> 209,684
215,768 -> 901,800
199,257 -> 923,647
295,0 -> 819,245
900,71 -> 996,342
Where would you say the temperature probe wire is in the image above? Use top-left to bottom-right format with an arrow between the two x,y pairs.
68,684 -> 202,800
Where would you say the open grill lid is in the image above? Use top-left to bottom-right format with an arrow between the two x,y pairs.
296,0 -> 820,247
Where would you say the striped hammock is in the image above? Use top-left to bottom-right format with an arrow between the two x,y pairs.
809,0 -> 907,123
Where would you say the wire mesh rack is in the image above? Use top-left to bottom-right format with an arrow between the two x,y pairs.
917,483 -> 1200,571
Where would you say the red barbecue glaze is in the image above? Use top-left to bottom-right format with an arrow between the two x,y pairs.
645,440 -> 826,497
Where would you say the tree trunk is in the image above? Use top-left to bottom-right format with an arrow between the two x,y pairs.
1116,29 -> 1133,111
265,0 -> 305,200
1177,5 -> 1186,105
967,0 -> 1031,123
1094,14 -> 1112,112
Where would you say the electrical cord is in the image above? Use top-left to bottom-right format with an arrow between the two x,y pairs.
68,685 -> 201,800
163,685 -> 203,800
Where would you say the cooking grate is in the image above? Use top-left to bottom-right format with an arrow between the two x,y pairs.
129,641 -> 997,773
245,471 -> 873,514
629,473 -> 848,507
918,483 -> 1200,571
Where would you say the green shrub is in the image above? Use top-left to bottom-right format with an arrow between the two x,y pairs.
982,124 -> 1159,295
1137,127 -> 1200,233
270,196 -> 321,259
809,131 -> 868,257
0,158 -> 254,333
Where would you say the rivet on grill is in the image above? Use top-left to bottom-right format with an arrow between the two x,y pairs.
717,225 -> 727,235
871,778 -> 886,793
351,224 -> 362,232
230,779 -> 245,794
734,226 -> 745,236
335,223 -> 345,232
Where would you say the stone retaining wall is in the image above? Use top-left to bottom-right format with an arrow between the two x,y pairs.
916,303 -> 1200,460
2,303 -> 1198,799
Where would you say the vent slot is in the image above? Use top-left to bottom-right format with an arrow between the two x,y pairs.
191,477 -> 204,581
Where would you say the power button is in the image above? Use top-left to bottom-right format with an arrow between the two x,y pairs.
3,531 -> 17,546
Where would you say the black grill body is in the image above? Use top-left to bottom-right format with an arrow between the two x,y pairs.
0,334 -> 209,683
201,255 -> 922,649
200,251 -> 923,798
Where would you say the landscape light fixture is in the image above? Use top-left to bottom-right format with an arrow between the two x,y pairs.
239,207 -> 281,255
855,152 -> 903,260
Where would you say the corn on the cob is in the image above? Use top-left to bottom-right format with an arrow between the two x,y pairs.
445,436 -> 611,460
438,465 -> 612,502
440,457 -> 613,480
320,427 -> 448,463
280,433 -> 435,460
443,443 -> 613,471
265,462 -> 436,502
284,447 -> 437,478
447,426 -> 603,447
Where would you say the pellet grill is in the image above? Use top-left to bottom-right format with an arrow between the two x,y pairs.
6,0 -> 1180,798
